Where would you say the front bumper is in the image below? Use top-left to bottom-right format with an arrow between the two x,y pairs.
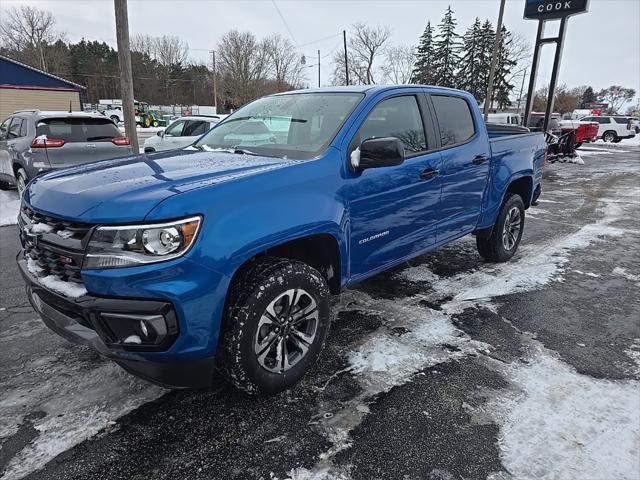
17,254 -> 216,389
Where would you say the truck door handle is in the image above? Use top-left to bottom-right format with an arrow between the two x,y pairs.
420,169 -> 439,181
472,155 -> 488,165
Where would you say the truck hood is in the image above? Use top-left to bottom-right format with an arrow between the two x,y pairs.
25,149 -> 295,223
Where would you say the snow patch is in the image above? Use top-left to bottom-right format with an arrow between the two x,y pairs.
30,222 -> 54,234
613,266 -> 640,283
37,276 -> 88,299
349,147 -> 360,169
0,189 -> 20,226
483,344 -> 640,480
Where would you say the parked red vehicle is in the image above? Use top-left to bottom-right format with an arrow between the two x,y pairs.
559,119 -> 599,148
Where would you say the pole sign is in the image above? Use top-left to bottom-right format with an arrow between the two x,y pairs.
524,0 -> 589,20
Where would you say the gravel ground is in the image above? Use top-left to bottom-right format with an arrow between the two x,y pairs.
0,142 -> 639,480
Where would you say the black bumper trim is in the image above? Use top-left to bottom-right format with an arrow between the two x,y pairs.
17,254 -> 215,389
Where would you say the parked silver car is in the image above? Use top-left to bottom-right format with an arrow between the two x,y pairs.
0,110 -> 132,196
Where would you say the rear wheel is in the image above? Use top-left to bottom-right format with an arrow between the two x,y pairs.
476,194 -> 525,262
0,178 -> 14,190
219,258 -> 331,395
602,130 -> 617,143
110,115 -> 120,123
15,168 -> 28,198
143,116 -> 151,128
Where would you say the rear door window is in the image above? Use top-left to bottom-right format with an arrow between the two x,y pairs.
358,95 -> 427,154
8,118 -> 24,139
431,95 -> 476,147
613,116 -> 629,124
36,118 -> 122,142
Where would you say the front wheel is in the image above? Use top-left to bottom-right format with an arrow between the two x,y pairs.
476,194 -> 525,262
15,168 -> 28,198
602,131 -> 617,143
110,115 -> 120,124
220,258 -> 331,395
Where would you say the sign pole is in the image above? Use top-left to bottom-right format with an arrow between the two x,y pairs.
523,20 -> 544,129
542,16 -> 567,132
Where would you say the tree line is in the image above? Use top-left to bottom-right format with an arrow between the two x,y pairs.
1,5 -> 636,114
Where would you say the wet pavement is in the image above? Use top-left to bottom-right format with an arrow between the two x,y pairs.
1,142 -> 639,480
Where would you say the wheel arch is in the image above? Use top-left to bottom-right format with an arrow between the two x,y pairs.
226,232 -> 343,298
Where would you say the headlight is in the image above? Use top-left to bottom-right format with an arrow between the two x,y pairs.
83,216 -> 201,269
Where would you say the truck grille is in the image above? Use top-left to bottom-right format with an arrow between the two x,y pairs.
19,205 -> 93,285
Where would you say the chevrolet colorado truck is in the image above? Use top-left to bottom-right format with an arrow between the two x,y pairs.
17,86 -> 545,394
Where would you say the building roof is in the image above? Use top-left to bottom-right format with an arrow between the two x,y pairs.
0,55 -> 86,90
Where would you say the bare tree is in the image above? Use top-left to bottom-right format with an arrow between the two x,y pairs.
382,45 -> 415,84
598,85 -> 637,114
0,5 -> 65,71
263,34 -> 305,91
332,23 -> 391,85
153,35 -> 188,67
217,30 -> 270,107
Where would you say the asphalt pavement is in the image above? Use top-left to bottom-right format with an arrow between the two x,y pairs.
0,142 -> 639,480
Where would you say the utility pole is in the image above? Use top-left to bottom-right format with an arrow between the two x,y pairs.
516,68 -> 528,114
317,49 -> 321,88
343,30 -> 349,86
483,0 -> 506,121
210,50 -> 218,114
114,0 -> 139,153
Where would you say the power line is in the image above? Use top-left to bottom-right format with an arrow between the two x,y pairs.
271,0 -> 297,46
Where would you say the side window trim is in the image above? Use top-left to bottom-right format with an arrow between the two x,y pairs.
7,117 -> 24,139
424,93 -> 479,151
352,93 -> 430,160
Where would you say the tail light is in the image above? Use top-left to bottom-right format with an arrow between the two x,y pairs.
31,137 -> 65,148
111,136 -> 130,146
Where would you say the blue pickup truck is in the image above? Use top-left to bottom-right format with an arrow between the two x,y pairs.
17,86 -> 545,394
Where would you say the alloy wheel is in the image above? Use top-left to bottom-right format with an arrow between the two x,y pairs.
502,206 -> 522,250
254,288 -> 318,374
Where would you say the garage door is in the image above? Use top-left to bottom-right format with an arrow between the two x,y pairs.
0,87 -> 81,121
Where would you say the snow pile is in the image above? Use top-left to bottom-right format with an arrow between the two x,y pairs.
0,189 -> 20,226
483,344 -> 640,480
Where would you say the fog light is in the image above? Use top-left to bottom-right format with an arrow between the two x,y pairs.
98,312 -> 176,349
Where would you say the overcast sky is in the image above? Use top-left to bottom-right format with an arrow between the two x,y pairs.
3,0 -> 639,106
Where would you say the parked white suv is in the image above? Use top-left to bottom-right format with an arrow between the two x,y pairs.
143,116 -> 223,152
579,115 -> 636,143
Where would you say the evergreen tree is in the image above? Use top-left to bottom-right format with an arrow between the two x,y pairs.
475,20 -> 495,104
410,21 -> 435,84
457,18 -> 483,100
492,26 -> 517,109
580,86 -> 596,108
432,6 -> 460,87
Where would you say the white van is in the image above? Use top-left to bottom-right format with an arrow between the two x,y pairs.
487,113 -> 522,125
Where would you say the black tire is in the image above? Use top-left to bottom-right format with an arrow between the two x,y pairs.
152,120 -> 159,127
15,168 -> 28,198
0,179 -> 14,190
613,138 -> 622,143
219,258 -> 331,395
602,130 -> 617,143
476,194 -> 525,262
110,115 -> 120,123
144,147 -> 155,153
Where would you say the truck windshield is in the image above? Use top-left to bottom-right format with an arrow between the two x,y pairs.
195,92 -> 363,160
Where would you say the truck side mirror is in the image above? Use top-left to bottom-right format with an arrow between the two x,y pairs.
157,131 -> 164,137
353,137 -> 405,171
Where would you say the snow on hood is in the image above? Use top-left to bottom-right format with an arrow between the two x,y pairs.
25,150 -> 296,223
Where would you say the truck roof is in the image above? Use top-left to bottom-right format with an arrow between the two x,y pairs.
276,84 -> 465,96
